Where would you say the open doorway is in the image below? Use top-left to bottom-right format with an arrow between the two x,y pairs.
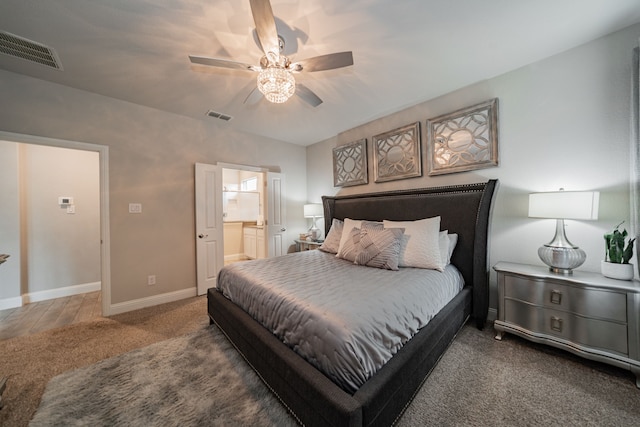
222,167 -> 266,265
0,131 -> 110,320
195,163 -> 286,295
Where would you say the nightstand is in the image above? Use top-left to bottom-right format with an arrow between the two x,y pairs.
295,239 -> 322,252
493,262 -> 640,388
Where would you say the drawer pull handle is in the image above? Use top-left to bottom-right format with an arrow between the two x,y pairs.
550,316 -> 563,332
550,290 -> 562,305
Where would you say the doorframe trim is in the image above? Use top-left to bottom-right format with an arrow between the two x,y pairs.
216,162 -> 268,173
0,131 -> 111,316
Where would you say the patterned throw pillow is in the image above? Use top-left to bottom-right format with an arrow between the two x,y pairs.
336,226 -> 363,262
354,227 -> 405,270
336,220 -> 383,260
319,218 -> 344,254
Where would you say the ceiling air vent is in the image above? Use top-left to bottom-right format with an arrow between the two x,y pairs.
0,31 -> 63,70
206,110 -> 233,122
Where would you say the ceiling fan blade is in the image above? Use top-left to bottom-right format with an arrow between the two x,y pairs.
249,0 -> 280,58
243,87 -> 263,105
290,51 -> 353,73
296,84 -> 323,107
189,55 -> 258,71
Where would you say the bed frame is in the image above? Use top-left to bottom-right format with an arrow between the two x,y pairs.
207,179 -> 497,426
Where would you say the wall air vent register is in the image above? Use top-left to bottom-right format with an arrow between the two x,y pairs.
0,31 -> 63,70
206,110 -> 233,122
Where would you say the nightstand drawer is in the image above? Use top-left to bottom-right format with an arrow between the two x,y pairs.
504,299 -> 628,355
504,275 -> 626,322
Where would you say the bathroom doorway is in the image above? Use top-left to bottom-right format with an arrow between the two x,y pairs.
222,167 -> 266,265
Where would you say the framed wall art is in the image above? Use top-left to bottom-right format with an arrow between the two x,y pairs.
426,98 -> 499,176
332,138 -> 368,187
372,122 -> 422,183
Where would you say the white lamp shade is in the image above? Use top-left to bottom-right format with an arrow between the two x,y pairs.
303,203 -> 323,218
528,191 -> 599,220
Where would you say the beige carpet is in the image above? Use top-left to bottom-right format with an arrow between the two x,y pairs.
3,294 -> 640,426
0,296 -> 209,427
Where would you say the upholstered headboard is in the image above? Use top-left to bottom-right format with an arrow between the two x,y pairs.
322,180 -> 498,328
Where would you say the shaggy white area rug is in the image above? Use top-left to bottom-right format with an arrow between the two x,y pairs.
29,326 -> 297,426
30,323 -> 640,426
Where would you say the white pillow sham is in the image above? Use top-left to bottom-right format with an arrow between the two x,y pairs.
439,231 -> 450,267
448,233 -> 458,262
439,230 -> 459,266
318,218 -> 344,254
383,217 -> 443,271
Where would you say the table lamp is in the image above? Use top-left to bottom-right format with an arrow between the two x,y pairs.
528,190 -> 599,274
303,203 -> 323,241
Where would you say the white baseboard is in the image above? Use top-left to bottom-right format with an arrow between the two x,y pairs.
108,287 -> 197,316
0,296 -> 23,310
224,253 -> 246,262
22,281 -> 102,305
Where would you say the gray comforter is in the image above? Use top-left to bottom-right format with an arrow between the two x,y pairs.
217,250 -> 464,393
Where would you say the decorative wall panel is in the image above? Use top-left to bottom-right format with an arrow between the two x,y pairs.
427,98 -> 498,175
372,122 -> 421,182
333,138 -> 368,187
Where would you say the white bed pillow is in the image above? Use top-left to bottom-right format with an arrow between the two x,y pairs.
336,218 -> 362,257
336,226 -> 362,262
319,218 -> 344,254
438,231 -> 459,266
383,217 -> 443,271
448,233 -> 458,262
439,231 -> 450,267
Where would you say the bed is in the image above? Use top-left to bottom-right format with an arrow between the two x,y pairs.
207,180 -> 497,426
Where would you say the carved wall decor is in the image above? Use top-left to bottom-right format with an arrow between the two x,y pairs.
332,138 -> 368,187
372,122 -> 422,182
427,98 -> 499,175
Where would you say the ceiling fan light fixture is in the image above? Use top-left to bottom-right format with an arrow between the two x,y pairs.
257,67 -> 295,103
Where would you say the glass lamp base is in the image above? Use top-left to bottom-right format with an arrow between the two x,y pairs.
538,245 -> 586,275
309,227 -> 319,241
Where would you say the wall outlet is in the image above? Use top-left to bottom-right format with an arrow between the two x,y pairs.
129,203 -> 142,214
147,275 -> 156,286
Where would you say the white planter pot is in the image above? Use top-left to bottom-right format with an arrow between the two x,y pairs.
601,261 -> 634,281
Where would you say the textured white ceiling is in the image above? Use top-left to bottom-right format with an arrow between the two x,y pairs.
1,0 -> 639,146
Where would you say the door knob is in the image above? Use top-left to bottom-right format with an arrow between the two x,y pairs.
198,234 -> 207,239
280,228 -> 286,232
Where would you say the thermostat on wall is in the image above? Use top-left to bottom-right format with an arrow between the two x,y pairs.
58,196 -> 74,205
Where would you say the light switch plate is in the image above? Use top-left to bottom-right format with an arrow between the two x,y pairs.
129,203 -> 142,214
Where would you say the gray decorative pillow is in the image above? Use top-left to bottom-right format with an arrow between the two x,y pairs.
354,227 -> 405,270
319,218 -> 344,254
336,221 -> 383,260
336,219 -> 383,256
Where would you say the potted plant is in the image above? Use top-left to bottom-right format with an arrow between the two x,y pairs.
602,221 -> 636,280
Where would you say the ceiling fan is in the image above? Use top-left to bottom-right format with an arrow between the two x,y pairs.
189,0 -> 354,107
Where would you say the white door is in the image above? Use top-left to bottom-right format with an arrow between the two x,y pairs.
266,172 -> 287,257
195,163 -> 223,296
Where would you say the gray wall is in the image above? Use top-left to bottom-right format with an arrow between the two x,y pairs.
307,23 -> 640,312
1,137 -> 103,310
21,144 -> 100,295
0,69 -> 307,308
0,141 -> 21,305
